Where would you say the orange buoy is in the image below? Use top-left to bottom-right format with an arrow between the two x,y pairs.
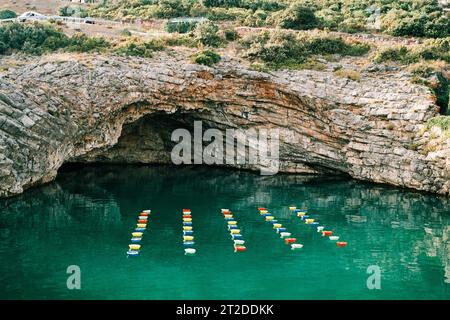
337,242 -> 347,247
234,245 -> 246,252
322,231 -> 333,236
183,214 -> 191,219
140,212 -> 149,216
285,238 -> 297,244
138,219 -> 147,224
182,209 -> 190,213
258,207 -> 266,211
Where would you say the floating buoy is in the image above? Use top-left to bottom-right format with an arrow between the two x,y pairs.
221,209 -> 230,213
183,218 -> 192,222
329,236 -> 339,241
224,214 -> 233,219
258,207 -> 266,211
183,236 -> 194,241
230,229 -> 241,234
289,206 -> 296,211
317,226 -> 324,232
132,232 -> 143,237
183,209 -> 191,212
275,227 -> 287,233
234,245 -> 246,252
337,241 -> 347,247
259,210 -> 268,214
269,220 -> 278,224
228,225 -> 238,230
183,226 -> 192,231
285,238 -> 296,244
183,241 -> 195,247
183,222 -> 192,226
142,210 -> 151,213
228,221 -> 237,225
273,223 -> 282,229
225,218 -> 235,221
291,244 -> 303,250
127,250 -> 139,256
129,244 -> 141,250
137,223 -> 147,228
279,232 -> 291,238
234,239 -> 245,245
297,212 -> 307,217
300,215 -> 310,221
183,230 -> 193,236
135,227 -> 146,231
185,248 -> 196,255
131,237 -> 142,243
140,213 -> 149,217
138,216 -> 148,220
231,234 -> 243,239
265,216 -> 274,221
138,219 -> 147,224
322,231 -> 333,236
183,214 -> 191,219
310,222 -> 319,226
305,218 -> 315,224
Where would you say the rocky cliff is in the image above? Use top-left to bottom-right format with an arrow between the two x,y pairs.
0,52 -> 448,197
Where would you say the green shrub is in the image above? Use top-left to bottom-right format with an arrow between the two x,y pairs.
114,38 -> 164,57
374,46 -> 419,64
426,116 -> 450,132
194,20 -> 222,47
120,28 -> 132,37
224,28 -> 238,41
0,9 -> 17,20
270,2 -> 318,30
66,33 -> 110,53
191,49 -> 221,66
165,19 -> 201,34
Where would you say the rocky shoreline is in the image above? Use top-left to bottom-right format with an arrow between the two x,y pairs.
0,52 -> 448,197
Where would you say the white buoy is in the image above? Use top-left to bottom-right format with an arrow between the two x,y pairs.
317,226 -> 324,232
279,232 -> 291,238
329,236 -> 339,241
234,240 -> 245,245
291,244 -> 303,250
221,209 -> 230,213
142,210 -> 151,213
185,248 -> 196,255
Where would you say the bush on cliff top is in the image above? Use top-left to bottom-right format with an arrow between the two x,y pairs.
238,30 -> 370,69
191,49 -> 221,66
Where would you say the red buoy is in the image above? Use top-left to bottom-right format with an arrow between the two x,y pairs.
285,238 -> 297,244
140,212 -> 149,216
183,215 -> 191,219
182,209 -> 191,213
138,219 -> 147,224
322,231 -> 333,236
258,207 -> 266,211
234,245 -> 246,252
337,242 -> 347,247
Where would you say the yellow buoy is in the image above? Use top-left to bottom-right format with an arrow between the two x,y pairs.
129,244 -> 141,250
259,210 -> 268,214
273,223 -> 282,229
230,229 -> 241,234
137,223 -> 147,228
228,221 -> 237,225
132,232 -> 143,237
224,214 -> 233,219
297,212 -> 306,217
289,206 -> 296,211
265,216 -> 274,221
305,219 -> 315,224
183,226 -> 192,231
183,218 -> 192,222
183,236 -> 194,241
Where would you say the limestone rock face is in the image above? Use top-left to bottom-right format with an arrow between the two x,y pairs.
0,53 -> 448,197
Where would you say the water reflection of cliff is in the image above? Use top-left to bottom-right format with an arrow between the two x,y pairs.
0,165 -> 448,284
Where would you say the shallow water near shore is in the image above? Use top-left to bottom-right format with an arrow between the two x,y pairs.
0,165 -> 449,299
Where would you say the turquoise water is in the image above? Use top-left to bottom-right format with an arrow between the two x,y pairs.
0,165 -> 449,300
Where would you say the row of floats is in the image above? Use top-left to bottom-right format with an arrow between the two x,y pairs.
126,206 -> 347,256
182,209 -> 196,256
221,209 -> 246,252
288,205 -> 347,248
127,209 -> 151,256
